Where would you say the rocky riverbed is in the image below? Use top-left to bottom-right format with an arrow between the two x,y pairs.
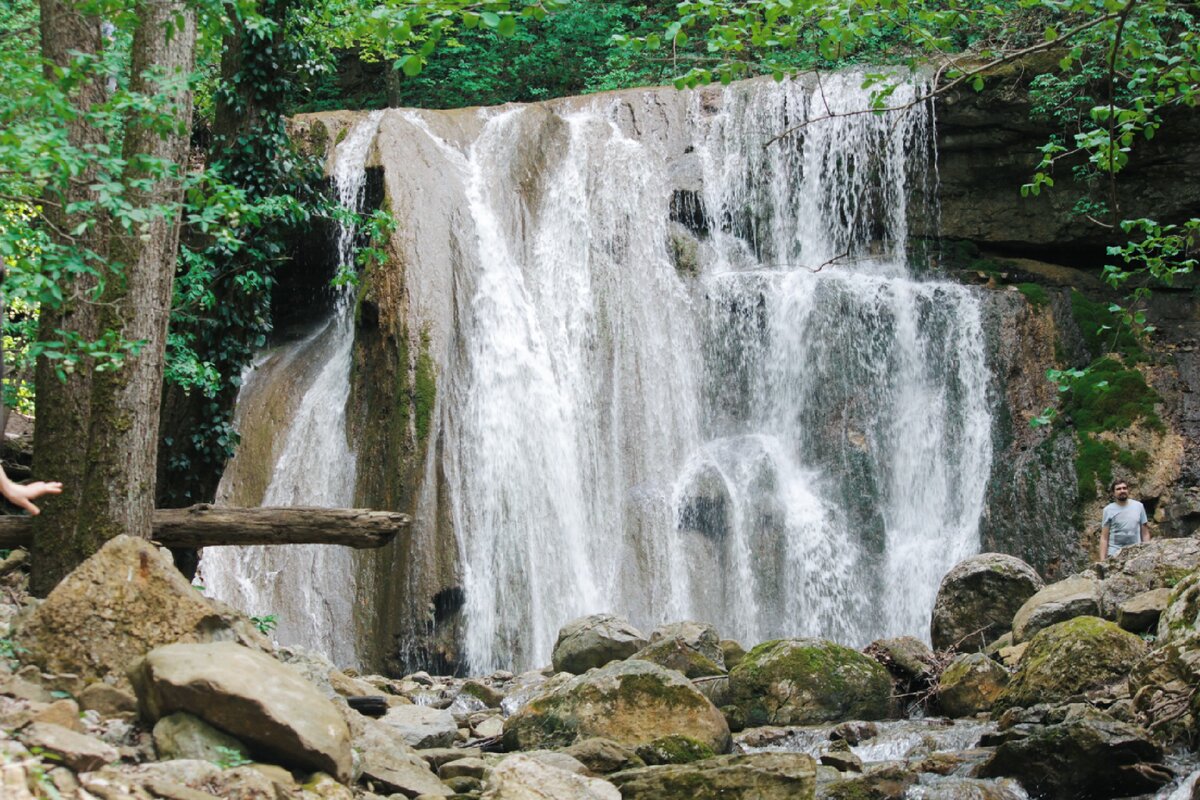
3,535 -> 1200,798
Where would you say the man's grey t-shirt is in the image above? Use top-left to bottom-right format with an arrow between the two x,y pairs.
1103,499 -> 1147,556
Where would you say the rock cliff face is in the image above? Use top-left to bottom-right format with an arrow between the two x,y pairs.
277,71 -> 1200,673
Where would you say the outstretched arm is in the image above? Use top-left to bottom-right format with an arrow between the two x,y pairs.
1142,522 -> 1152,543
1099,525 -> 1110,561
0,465 -> 62,516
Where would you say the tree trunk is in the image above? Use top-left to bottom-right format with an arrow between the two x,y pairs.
32,0 -> 197,593
0,506 -> 409,549
29,0 -> 109,595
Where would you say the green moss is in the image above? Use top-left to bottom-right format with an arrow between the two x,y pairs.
1016,283 -> 1049,308
1069,290 -> 1144,360
413,329 -> 436,443
635,735 -> 714,765
613,673 -> 709,712
334,125 -> 348,146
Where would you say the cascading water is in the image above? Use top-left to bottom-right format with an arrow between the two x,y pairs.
420,74 -> 993,672
200,111 -> 383,668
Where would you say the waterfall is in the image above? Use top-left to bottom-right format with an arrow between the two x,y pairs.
421,75 -> 993,673
200,111 -> 383,668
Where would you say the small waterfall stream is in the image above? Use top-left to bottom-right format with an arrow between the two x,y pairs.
199,111 -> 383,667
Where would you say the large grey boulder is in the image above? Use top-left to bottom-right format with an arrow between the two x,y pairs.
128,641 -> 352,781
1097,538 -> 1200,618
1118,587 -> 1171,632
481,754 -> 620,799
14,535 -> 268,688
648,621 -> 725,666
1011,575 -> 1099,643
379,704 -> 459,749
1157,570 -> 1200,644
930,553 -> 1044,651
551,614 -> 648,674
609,751 -> 817,800
502,659 -> 729,753
935,653 -> 1009,717
727,639 -> 893,726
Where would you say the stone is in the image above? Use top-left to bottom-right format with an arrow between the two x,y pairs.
78,683 -> 138,717
610,751 -> 817,800
935,653 -> 1009,717
32,698 -> 84,732
460,680 -> 504,708
481,754 -> 620,799
1130,631 -> 1200,744
520,750 -> 590,774
998,616 -> 1147,709
152,712 -> 250,762
820,746 -> 863,773
439,757 -> 489,780
1011,575 -> 1099,643
562,737 -> 646,774
629,637 -> 725,679
0,676 -> 54,703
361,749 -> 450,797
416,747 -> 482,770
727,638 -> 894,726
1097,537 -> 1200,618
720,640 -> 747,671
648,621 -> 725,667
830,721 -> 878,746
380,704 -> 459,749
1119,587 -> 1172,632
550,614 -> 648,675
978,715 -> 1171,799
634,734 -> 715,765
502,659 -> 729,753
444,775 -> 483,793
19,722 -> 119,772
930,553 -> 1044,652
14,535 -> 268,689
128,641 -> 352,781
473,715 -> 504,738
1158,570 -> 1200,644
820,764 -> 916,800
863,637 -> 935,690
996,642 -> 1028,669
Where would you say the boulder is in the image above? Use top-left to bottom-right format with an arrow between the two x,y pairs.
863,637 -> 935,689
998,617 -> 1147,709
380,704 -> 459,749
609,751 -> 816,800
82,760 -> 283,800
501,659 -> 729,753
1011,575 -> 1099,643
930,553 -> 1043,651
1119,587 -> 1172,632
439,757 -> 490,780
551,614 -> 647,674
78,683 -> 138,717
978,715 -> 1170,799
1097,538 -> 1200,618
128,641 -> 352,781
648,621 -> 725,667
14,535 -> 267,688
361,749 -> 450,797
152,712 -> 250,762
816,763 -> 917,799
830,721 -> 878,746
561,737 -> 646,774
630,638 -> 725,679
634,734 -> 715,765
1157,570 -> 1200,644
481,754 -> 620,800
935,653 -> 1009,717
1130,632 -> 1200,744
18,722 -> 118,772
727,639 -> 893,726
720,640 -> 747,671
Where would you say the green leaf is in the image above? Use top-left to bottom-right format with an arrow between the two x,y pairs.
480,11 -> 501,28
498,16 -> 517,37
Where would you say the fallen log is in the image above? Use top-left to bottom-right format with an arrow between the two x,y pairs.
0,505 -> 408,550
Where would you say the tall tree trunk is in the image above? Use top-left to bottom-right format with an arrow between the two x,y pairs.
29,0 -> 108,595
32,0 -> 197,593
78,0 -> 197,543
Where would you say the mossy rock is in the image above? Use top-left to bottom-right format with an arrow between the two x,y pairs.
1130,631 -> 1200,745
631,638 -> 726,679
930,553 -> 1044,652
727,639 -> 894,726
609,751 -> 816,800
998,616 -> 1147,710
501,660 -> 729,754
1155,569 -> 1200,644
935,653 -> 1009,718
634,734 -> 715,766
550,613 -> 647,675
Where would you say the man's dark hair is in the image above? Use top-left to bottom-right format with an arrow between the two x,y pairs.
1110,478 -> 1131,492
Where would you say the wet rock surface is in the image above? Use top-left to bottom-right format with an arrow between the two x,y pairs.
930,553 -> 1044,651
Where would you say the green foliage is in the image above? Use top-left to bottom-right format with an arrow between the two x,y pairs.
0,635 -> 26,669
213,745 -> 253,769
250,613 -> 278,635
1016,283 -> 1049,308
1069,289 -> 1144,360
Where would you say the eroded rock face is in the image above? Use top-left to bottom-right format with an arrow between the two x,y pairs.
501,659 -> 729,753
1118,587 -> 1171,633
727,639 -> 893,727
935,653 -> 1009,717
1011,575 -> 1099,643
14,535 -> 268,688
551,614 -> 648,675
930,554 -> 1043,652
998,617 -> 1147,709
609,751 -> 817,800
1097,538 -> 1200,618
1130,632 -> 1200,744
1156,569 -> 1200,644
128,641 -> 352,781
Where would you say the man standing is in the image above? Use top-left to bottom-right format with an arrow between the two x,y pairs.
1100,479 -> 1151,560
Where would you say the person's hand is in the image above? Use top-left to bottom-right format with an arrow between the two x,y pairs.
2,480 -> 63,515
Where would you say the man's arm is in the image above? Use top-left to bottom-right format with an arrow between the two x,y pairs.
1099,525 -> 1110,561
1142,522 -> 1152,543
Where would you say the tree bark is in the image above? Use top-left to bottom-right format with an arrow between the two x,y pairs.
30,0 -> 109,595
0,506 -> 408,549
